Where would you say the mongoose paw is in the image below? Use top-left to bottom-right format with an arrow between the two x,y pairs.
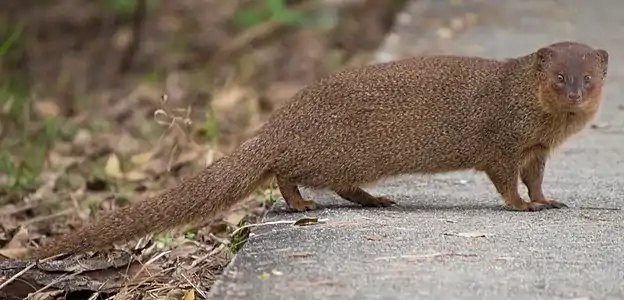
547,200 -> 568,208
533,199 -> 569,209
507,202 -> 546,212
512,200 -> 568,212
524,202 -> 552,212
288,199 -> 318,212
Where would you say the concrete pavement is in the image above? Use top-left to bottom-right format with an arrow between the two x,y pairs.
208,1 -> 624,299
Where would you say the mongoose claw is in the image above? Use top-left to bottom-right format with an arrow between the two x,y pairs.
515,199 -> 569,211
530,199 -> 569,209
364,196 -> 396,207
547,200 -> 569,208
524,203 -> 551,212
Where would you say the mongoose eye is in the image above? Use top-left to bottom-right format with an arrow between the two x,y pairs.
556,74 -> 565,82
584,75 -> 592,83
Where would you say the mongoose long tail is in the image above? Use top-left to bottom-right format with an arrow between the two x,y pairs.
33,136 -> 277,259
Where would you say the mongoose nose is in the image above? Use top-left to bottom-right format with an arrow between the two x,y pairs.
568,92 -> 582,102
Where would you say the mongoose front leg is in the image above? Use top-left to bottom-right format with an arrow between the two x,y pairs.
276,176 -> 318,212
335,187 -> 396,207
520,152 -> 568,209
485,164 -> 549,211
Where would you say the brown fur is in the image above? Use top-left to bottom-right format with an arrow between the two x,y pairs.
32,41 -> 609,259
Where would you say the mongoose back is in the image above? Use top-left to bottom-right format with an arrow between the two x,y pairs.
33,41 -> 609,259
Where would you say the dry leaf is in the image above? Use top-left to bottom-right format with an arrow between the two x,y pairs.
0,247 -> 30,259
0,204 -> 18,216
124,170 -> 149,181
5,226 -> 29,249
130,150 -> 155,166
113,133 -> 142,155
27,291 -> 64,300
265,81 -> 302,107
173,149 -> 204,167
293,216 -> 319,226
48,152 -> 83,167
104,154 -> 124,179
224,209 -> 248,226
113,28 -> 132,49
182,289 -> 196,300
2,97 -> 13,113
211,85 -> 260,132
34,100 -> 61,117
203,149 -> 217,166
211,85 -> 252,112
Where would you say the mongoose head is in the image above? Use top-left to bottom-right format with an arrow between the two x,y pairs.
535,41 -> 609,113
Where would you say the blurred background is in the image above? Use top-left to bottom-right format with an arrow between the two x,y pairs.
0,0 -> 407,298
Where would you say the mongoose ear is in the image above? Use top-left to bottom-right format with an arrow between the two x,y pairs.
595,49 -> 609,77
536,47 -> 555,72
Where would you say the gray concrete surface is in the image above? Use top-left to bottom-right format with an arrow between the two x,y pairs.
208,1 -> 624,299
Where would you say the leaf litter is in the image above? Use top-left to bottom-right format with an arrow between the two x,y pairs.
0,87 -> 266,299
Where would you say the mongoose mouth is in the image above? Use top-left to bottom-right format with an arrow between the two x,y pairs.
565,97 -> 585,107
561,96 -> 599,113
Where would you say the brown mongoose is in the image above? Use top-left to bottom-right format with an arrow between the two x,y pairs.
32,41 -> 608,259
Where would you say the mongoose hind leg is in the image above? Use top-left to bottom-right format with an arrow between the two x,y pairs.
485,163 -> 554,212
334,187 -> 396,207
276,176 -> 318,212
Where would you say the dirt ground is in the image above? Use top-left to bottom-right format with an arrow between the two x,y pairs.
0,0 -> 405,298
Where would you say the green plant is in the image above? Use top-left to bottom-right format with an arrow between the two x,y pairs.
103,0 -> 138,17
155,235 -> 174,245
229,219 -> 250,253
184,230 -> 198,240
0,26 -> 22,58
0,85 -> 29,123
234,0 -> 308,28
266,181 -> 279,204
0,150 -> 42,191
0,24 -> 29,89
196,108 -> 220,145
0,94 -> 77,193
102,0 -> 158,18
0,25 -> 31,131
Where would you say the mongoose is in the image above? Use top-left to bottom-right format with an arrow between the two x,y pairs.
32,41 -> 609,259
